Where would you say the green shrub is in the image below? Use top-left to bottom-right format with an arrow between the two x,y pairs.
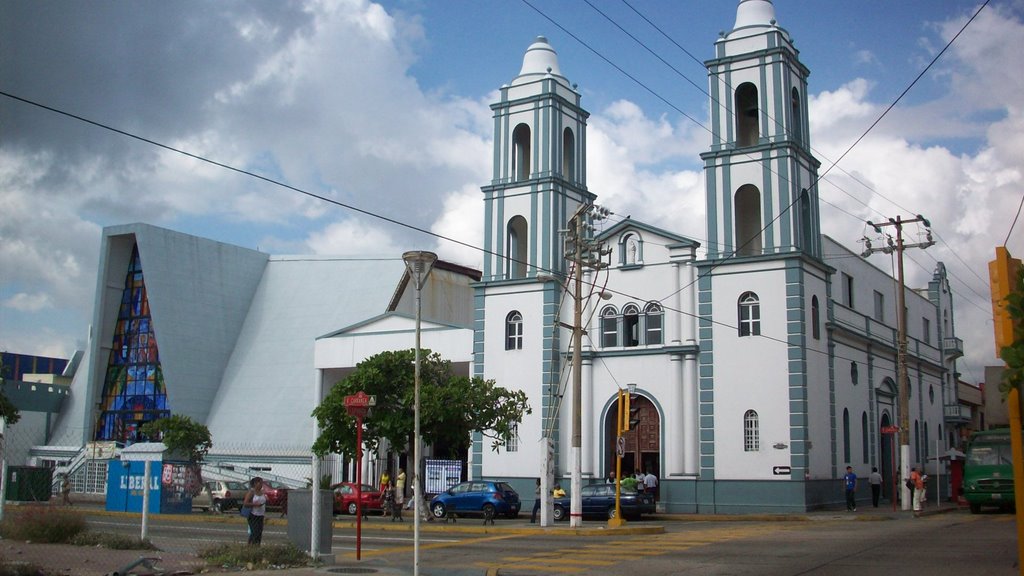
0,554 -> 57,576
620,477 -> 638,492
70,531 -> 159,550
198,542 -> 311,568
0,562 -> 56,576
0,506 -> 86,543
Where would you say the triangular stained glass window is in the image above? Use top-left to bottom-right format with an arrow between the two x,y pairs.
94,244 -> 170,442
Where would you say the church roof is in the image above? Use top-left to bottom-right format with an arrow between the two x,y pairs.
598,217 -> 701,249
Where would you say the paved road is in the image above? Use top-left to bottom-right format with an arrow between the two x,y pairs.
79,506 -> 1019,576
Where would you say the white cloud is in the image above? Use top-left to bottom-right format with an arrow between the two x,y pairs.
3,293 -> 53,312
304,218 -> 403,257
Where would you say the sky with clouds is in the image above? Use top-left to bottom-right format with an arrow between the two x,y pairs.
1,0 -> 1021,388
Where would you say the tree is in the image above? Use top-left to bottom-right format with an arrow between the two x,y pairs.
140,414 -> 212,463
0,390 -> 19,426
1002,265 -> 1024,397
312,349 -> 531,460
0,358 -> 20,426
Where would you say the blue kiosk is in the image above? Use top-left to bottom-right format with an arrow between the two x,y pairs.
106,442 -> 196,515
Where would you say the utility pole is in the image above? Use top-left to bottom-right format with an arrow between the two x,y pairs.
861,215 -> 934,511
565,203 -> 610,528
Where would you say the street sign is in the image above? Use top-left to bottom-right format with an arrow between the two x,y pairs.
344,392 -> 376,407
772,466 -> 791,475
881,425 -> 899,434
616,436 -> 626,457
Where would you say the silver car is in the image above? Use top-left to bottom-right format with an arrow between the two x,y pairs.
192,480 -> 247,513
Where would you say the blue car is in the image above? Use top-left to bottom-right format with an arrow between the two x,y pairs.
430,480 -> 521,519
552,483 -> 655,520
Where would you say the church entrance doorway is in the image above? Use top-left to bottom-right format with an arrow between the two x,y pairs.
604,394 -> 661,487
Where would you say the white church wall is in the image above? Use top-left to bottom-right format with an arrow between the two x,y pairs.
479,284 -> 547,479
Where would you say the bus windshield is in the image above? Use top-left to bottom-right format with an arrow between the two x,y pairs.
967,443 -> 1013,466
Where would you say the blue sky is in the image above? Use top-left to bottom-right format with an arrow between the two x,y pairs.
1,0 -> 1022,386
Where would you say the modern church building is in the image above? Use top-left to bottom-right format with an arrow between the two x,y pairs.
21,0 -> 965,513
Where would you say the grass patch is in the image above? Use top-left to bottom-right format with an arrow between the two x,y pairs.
70,531 -> 159,550
0,555 -> 59,576
0,506 -> 86,543
198,542 -> 311,568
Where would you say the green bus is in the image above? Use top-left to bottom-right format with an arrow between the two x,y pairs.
964,429 -> 1019,513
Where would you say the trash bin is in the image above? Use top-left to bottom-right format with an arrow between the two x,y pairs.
5,466 -> 54,502
286,489 -> 333,553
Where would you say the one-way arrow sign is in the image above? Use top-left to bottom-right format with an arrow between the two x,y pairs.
773,466 -> 791,475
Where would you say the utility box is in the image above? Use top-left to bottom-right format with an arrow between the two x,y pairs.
5,466 -> 53,502
286,489 -> 333,553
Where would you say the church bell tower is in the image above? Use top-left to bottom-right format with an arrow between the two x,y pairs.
701,0 -> 822,261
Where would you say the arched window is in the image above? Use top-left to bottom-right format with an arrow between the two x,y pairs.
924,422 -> 930,464
851,361 -> 859,385
791,87 -> 802,146
562,127 -> 575,181
621,232 -> 642,266
623,304 -> 641,347
512,123 -> 531,181
738,291 -> 761,337
914,420 -> 920,463
506,216 -> 528,279
601,306 -> 618,348
744,410 -> 759,452
861,411 -> 869,464
505,311 -> 523,350
800,188 -> 813,252
843,408 -> 851,463
735,184 -> 762,256
811,295 -> 820,340
735,82 -> 759,147
645,302 -> 663,345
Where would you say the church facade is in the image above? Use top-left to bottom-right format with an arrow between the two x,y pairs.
21,1 -> 965,514
472,0 -> 962,512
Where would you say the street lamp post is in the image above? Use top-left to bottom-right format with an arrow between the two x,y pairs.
403,250 -> 437,576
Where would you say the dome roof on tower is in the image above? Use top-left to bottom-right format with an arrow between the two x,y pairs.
733,0 -> 776,29
510,36 -> 570,88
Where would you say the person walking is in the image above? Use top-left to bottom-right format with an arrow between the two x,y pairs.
393,469 -> 406,519
868,467 -> 882,507
910,466 -> 925,515
242,477 -> 267,545
843,466 -> 857,512
60,474 -> 72,506
530,478 -> 541,523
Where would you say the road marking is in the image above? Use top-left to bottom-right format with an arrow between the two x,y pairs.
341,533 -> 520,560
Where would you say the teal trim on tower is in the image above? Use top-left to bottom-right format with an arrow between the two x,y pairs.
784,259 -> 809,477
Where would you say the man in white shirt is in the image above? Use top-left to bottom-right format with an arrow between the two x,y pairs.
644,470 -> 658,500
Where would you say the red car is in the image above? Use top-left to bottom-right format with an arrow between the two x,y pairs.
262,480 -> 289,512
332,482 -> 383,515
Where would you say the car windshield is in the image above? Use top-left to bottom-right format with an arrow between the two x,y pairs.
227,482 -> 247,490
496,482 -> 516,493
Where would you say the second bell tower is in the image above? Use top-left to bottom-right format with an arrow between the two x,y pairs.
481,36 -> 593,282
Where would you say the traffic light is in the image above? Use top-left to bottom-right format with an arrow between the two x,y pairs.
989,246 -> 1023,357
624,393 -> 640,431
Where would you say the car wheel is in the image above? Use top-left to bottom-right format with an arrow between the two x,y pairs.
482,503 -> 496,518
431,502 -> 447,519
606,506 -> 617,520
553,505 -> 566,521
213,500 -> 223,514
347,502 -> 358,515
